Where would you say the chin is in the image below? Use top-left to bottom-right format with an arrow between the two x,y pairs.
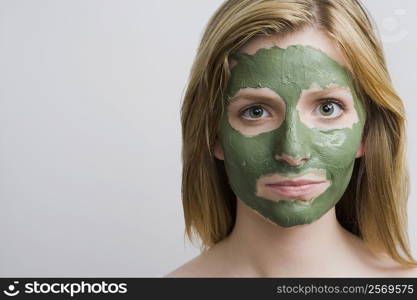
250,205 -> 323,228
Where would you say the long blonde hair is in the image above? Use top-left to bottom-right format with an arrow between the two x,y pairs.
180,0 -> 416,266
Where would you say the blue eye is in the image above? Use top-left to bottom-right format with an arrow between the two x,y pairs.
241,105 -> 271,120
317,100 -> 344,118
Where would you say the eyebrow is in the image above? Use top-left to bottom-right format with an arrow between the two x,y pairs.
231,90 -> 282,102
308,86 -> 354,102
228,85 -> 353,105
309,85 -> 352,95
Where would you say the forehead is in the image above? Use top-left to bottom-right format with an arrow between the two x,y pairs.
225,45 -> 354,103
234,26 -> 351,71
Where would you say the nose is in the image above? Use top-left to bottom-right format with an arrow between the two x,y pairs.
273,110 -> 311,167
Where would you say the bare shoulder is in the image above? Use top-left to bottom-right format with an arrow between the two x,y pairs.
164,254 -> 210,278
387,264 -> 417,278
342,230 -> 417,277
164,242 -> 232,278
367,254 -> 417,277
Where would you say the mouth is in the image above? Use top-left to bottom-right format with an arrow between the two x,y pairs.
266,180 -> 328,198
256,169 -> 331,204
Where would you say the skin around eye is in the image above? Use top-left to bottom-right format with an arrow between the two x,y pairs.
240,105 -> 272,120
227,89 -> 286,136
315,99 -> 345,119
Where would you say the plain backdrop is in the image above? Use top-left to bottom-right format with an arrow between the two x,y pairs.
0,0 -> 416,277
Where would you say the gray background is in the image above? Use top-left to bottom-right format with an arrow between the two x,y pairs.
0,0 -> 416,277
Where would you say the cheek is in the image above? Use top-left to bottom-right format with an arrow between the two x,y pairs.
223,133 -> 272,169
311,128 -> 362,169
219,118 -> 276,173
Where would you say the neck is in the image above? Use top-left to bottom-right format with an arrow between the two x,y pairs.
225,198 -> 365,276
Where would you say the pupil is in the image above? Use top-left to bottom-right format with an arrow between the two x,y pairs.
251,107 -> 263,117
321,103 -> 333,114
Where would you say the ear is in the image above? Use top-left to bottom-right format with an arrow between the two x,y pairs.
355,140 -> 365,158
213,140 -> 225,160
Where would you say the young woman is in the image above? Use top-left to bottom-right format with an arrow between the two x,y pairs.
167,0 -> 417,277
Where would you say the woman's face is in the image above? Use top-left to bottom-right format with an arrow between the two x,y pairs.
214,27 -> 366,227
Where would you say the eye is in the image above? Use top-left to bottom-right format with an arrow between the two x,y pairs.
316,99 -> 344,118
240,105 -> 271,120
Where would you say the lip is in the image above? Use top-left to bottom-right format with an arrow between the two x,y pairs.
256,169 -> 331,204
267,179 -> 325,186
266,180 -> 327,198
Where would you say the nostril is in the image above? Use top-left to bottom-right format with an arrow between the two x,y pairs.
275,154 -> 309,166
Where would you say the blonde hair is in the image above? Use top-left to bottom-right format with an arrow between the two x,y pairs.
180,0 -> 416,266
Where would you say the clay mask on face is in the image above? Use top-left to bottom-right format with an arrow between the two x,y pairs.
218,45 -> 365,227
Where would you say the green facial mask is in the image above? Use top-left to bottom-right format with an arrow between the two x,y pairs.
218,45 -> 365,227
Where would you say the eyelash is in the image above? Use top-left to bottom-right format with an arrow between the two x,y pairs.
317,98 -> 345,119
319,98 -> 345,109
239,98 -> 346,120
239,104 -> 271,120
